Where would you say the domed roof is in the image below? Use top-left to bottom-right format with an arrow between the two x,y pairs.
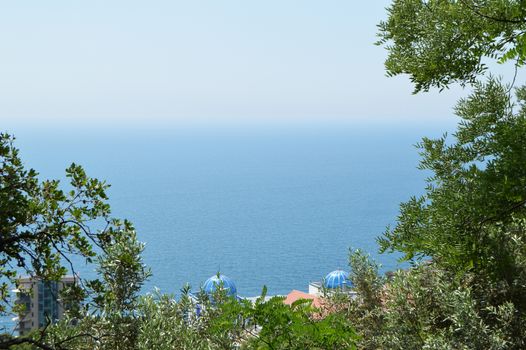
324,270 -> 351,289
203,274 -> 237,297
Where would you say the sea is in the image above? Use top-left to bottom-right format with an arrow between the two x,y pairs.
1,120 -> 454,330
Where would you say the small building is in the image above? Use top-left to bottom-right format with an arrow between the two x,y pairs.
202,274 -> 238,298
13,275 -> 77,335
188,273 -> 239,318
309,269 -> 354,296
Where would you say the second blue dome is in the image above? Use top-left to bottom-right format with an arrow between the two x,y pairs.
324,270 -> 351,289
203,274 -> 237,296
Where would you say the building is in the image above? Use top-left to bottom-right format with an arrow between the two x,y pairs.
309,269 -> 355,296
202,274 -> 238,298
187,273 -> 240,318
285,270 -> 355,310
284,290 -> 322,308
13,275 -> 77,335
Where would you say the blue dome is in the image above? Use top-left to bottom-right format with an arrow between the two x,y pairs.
324,270 -> 351,289
203,274 -> 237,297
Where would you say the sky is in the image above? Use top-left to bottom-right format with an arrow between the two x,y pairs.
0,0 -> 515,129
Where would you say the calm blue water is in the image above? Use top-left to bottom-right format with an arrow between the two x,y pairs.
4,122 -> 452,320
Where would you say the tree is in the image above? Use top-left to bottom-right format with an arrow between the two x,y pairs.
377,0 -> 526,286
377,0 -> 526,92
38,224 -> 151,350
86,223 -> 151,350
133,285 -> 358,350
338,250 -> 520,349
372,0 -> 526,347
379,79 -> 526,277
241,295 -> 357,350
0,133 -> 146,349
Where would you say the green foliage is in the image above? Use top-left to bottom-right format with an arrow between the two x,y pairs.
377,264 -> 522,349
0,132 -> 113,287
377,0 -> 526,92
135,289 -> 210,350
374,1 -> 526,347
89,221 -> 151,315
336,252 -> 526,349
380,80 -> 526,275
0,132 -> 358,349
92,223 -> 151,350
375,30 -> 526,345
0,133 -> 153,349
342,250 -> 385,349
378,78 -> 526,290
44,224 -> 150,350
240,292 -> 357,350
137,286 -> 357,350
0,133 -> 112,317
44,282 -> 358,350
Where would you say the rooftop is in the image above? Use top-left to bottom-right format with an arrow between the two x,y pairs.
284,290 -> 322,308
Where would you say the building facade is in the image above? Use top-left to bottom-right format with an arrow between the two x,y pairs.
13,275 -> 76,335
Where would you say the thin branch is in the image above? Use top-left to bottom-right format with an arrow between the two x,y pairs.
0,336 -> 54,350
54,332 -> 103,348
506,58 -> 520,96
460,0 -> 526,24
478,199 -> 526,229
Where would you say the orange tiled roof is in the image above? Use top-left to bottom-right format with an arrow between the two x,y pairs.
283,290 -> 322,308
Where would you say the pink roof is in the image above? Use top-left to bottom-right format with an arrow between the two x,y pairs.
284,290 -> 322,308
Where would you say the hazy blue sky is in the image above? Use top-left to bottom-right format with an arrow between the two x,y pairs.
0,1 -> 513,129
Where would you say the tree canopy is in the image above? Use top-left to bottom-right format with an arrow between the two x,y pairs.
0,132 -> 111,313
377,0 -> 526,92
374,0 -> 526,347
379,79 -> 526,274
0,133 -> 150,349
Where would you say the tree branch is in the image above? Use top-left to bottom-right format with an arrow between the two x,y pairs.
460,0 -> 526,24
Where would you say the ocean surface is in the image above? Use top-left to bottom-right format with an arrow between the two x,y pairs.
2,121 -> 453,329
